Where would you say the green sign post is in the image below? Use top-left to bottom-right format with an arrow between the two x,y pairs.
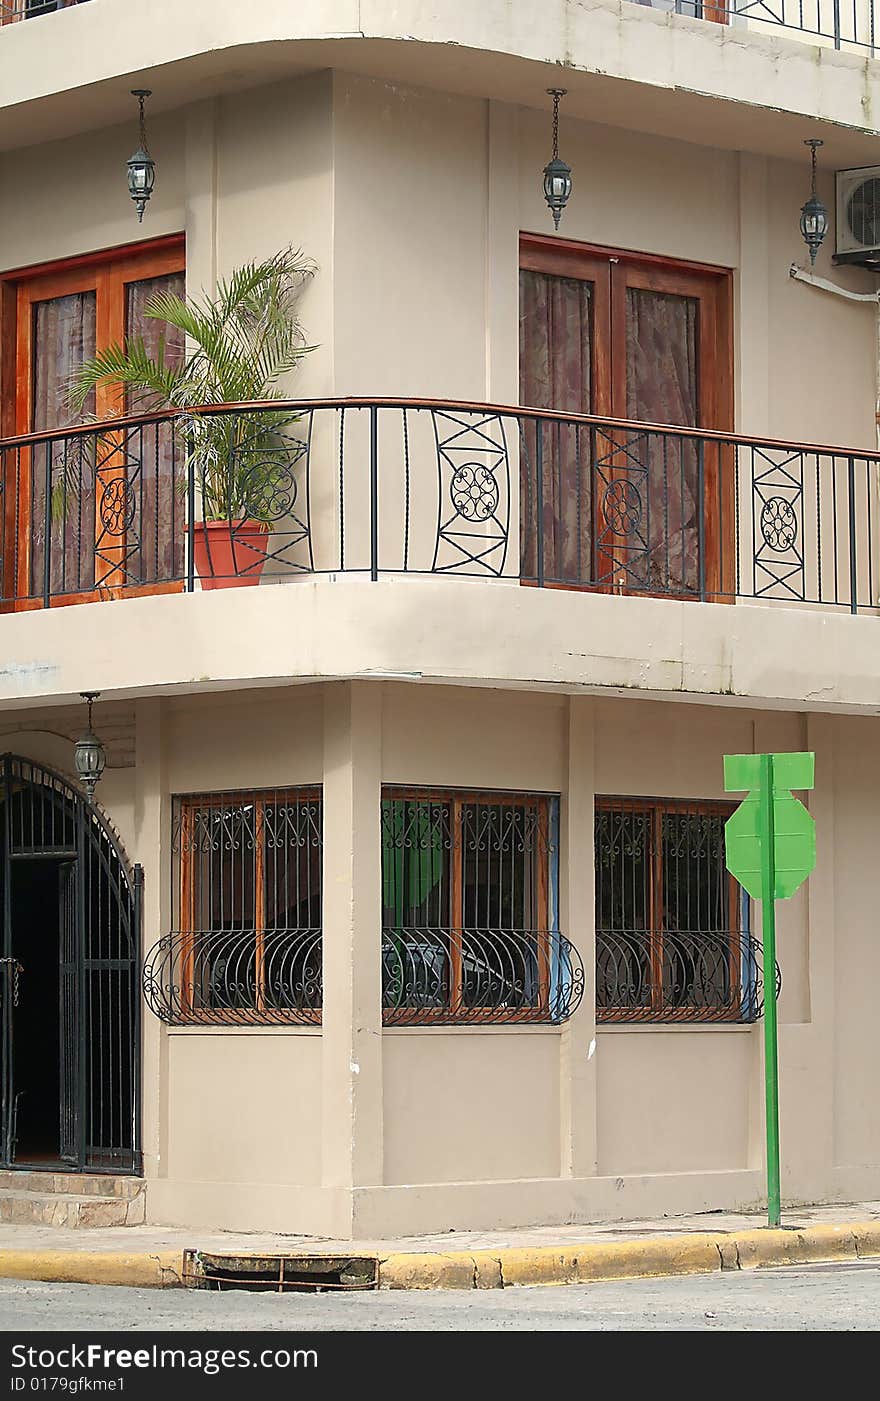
723,752 -> 816,1228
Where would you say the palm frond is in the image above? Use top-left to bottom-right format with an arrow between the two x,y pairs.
63,246 -> 316,522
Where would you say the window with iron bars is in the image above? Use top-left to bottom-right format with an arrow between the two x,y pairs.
595,797 -> 762,1024
381,788 -> 581,1025
168,788 -> 322,1024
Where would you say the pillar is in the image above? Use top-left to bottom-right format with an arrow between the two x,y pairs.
321,681 -> 384,1205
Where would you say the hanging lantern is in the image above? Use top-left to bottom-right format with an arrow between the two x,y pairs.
127,89 -> 156,223
74,692 -> 106,800
543,88 -> 572,231
799,138 -> 829,267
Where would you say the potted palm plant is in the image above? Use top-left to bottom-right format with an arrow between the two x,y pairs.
69,248 -> 315,589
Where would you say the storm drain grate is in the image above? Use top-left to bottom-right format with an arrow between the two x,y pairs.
182,1250 -> 379,1293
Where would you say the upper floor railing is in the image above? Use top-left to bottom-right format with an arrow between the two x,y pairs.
1,397 -> 878,614
642,0 -> 878,54
0,0 -> 89,20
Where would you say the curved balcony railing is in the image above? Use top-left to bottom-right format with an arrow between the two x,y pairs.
596,928 -> 781,1024
2,397 -> 879,613
142,923 -> 585,1027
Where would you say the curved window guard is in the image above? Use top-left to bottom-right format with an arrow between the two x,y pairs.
597,928 -> 781,1024
143,925 -> 586,1027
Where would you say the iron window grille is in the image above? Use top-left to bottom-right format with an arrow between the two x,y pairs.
595,796 -> 778,1023
145,788 -> 322,1026
381,788 -> 583,1025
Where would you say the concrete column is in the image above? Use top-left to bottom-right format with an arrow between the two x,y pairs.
559,696 -> 597,1178
796,711 -> 836,1191
133,698 -> 168,1183
737,152 -> 771,436
321,681 -> 384,1195
485,99 -> 519,405
184,100 -> 219,301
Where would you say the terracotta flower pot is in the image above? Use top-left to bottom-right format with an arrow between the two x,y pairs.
192,519 -> 269,590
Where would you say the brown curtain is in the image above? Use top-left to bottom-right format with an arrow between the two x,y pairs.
624,288 -> 700,595
519,269 -> 593,583
30,291 -> 96,597
123,272 -> 186,584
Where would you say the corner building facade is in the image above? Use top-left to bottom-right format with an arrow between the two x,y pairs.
0,0 -> 879,1235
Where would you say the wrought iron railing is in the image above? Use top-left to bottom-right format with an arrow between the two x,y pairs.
2,398 -> 880,613
382,927 -> 585,1025
142,925 -> 585,1026
634,0 -> 877,54
142,928 -> 323,1027
0,0 -> 89,19
596,928 -> 781,1024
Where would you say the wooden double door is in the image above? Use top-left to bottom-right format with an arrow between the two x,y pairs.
519,235 -> 733,597
2,237 -> 185,606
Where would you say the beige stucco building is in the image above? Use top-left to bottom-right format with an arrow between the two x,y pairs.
0,0 -> 879,1238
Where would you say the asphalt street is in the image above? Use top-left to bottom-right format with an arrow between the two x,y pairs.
0,1260 -> 878,1330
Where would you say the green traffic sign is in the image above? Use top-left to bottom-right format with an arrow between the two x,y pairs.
723,750 -> 816,1230
723,752 -> 816,900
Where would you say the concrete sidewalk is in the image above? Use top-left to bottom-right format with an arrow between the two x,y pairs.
0,1199 -> 878,1289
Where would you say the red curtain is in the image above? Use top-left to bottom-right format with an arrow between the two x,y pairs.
519,268 -> 593,583
625,288 -> 700,594
31,291 -> 96,596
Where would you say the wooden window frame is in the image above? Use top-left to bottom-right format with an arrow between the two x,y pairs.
381,787 -> 554,1024
519,234 -> 735,604
0,234 -> 185,610
595,795 -> 744,1024
177,786 -> 321,1026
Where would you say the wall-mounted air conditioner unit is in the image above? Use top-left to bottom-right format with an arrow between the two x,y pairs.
835,167 -> 880,270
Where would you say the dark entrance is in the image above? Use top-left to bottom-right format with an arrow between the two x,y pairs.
0,755 -> 142,1173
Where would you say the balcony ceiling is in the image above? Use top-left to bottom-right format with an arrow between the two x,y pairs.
2,0 -> 880,169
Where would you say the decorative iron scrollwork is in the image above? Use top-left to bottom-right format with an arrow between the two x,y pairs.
596,928 -> 780,1024
760,496 -> 798,552
602,478 -> 643,537
382,927 -> 584,1026
142,928 -> 323,1027
98,476 -> 137,536
450,464 -> 500,522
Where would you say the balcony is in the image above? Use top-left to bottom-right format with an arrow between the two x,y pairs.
1,398 -> 878,616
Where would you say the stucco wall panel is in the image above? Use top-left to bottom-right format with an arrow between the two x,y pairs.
597,1030 -> 754,1174
165,686 -> 323,794
383,1031 -> 561,1185
165,1032 -> 322,1186
382,683 -> 566,794
831,715 -> 880,1169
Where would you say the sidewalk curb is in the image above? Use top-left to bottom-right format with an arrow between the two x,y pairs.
0,1221 -> 878,1291
378,1220 -> 880,1289
0,1251 -> 183,1289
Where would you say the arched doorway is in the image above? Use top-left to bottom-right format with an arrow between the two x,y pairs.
0,755 -> 141,1174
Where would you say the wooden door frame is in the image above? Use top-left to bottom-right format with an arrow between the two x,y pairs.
0,234 -> 185,607
519,233 -> 735,600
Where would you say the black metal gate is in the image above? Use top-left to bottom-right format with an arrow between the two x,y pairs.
0,755 -> 141,1174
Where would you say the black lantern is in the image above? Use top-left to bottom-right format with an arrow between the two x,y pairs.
543,88 -> 572,231
127,89 -> 155,223
74,692 -> 106,800
800,138 -> 828,267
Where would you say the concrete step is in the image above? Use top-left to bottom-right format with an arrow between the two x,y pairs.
0,1170 -> 142,1200
0,1179 -> 146,1228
